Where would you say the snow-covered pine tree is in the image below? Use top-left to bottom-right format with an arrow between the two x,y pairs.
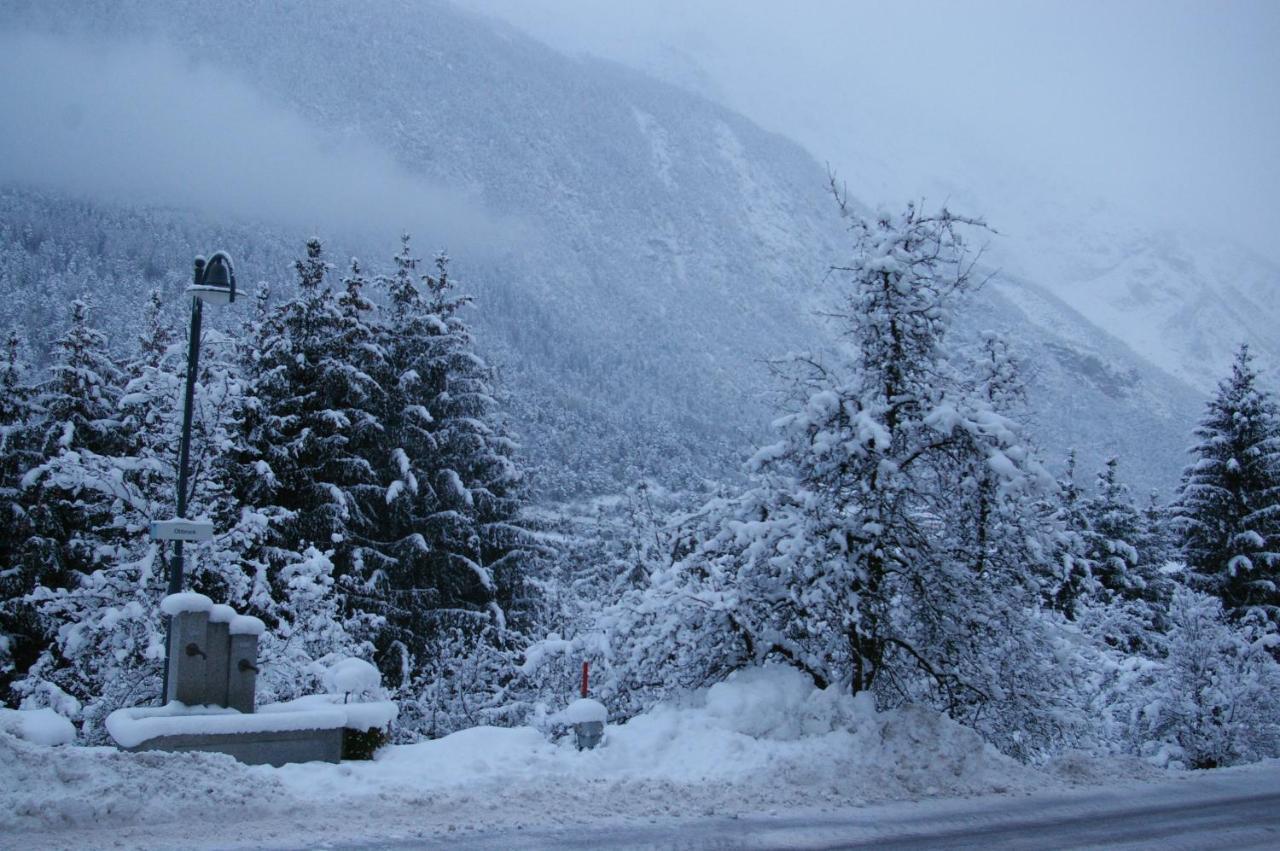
1137,490 -> 1178,575
1174,344 -> 1280,626
35,298 -> 127,459
16,299 -> 127,603
238,239 -> 381,575
1046,450 -> 1099,618
2,299 -> 158,723
371,236 -> 538,736
1083,458 -> 1146,600
233,238 -> 378,673
0,329 -> 43,699
1075,457 -> 1176,652
329,258 -> 393,593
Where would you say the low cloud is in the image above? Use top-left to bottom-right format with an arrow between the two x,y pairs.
0,31 -> 518,254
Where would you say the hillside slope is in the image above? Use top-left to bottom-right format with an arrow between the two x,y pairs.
1,0 -> 1202,494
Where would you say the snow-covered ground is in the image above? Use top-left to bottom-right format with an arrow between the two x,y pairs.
2,666 -> 1266,849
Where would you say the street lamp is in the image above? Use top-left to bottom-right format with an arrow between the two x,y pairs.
158,251 -> 237,702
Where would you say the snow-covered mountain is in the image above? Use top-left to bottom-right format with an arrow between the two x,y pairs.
997,212 -> 1280,395
0,0 -> 1213,495
462,2 -> 1280,401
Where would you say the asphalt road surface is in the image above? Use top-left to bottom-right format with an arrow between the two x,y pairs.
331,767 -> 1280,850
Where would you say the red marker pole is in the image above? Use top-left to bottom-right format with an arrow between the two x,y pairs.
581,661 -> 590,698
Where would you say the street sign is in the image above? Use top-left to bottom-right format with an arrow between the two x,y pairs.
150,519 -> 215,542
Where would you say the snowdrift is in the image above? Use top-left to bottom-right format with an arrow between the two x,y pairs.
2,666 -> 1100,838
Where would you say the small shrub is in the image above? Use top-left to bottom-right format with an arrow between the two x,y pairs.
342,725 -> 389,760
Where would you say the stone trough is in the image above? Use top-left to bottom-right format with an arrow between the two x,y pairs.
106,593 -> 395,767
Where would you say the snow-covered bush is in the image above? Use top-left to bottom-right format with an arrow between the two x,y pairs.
390,618 -> 530,741
256,547 -> 379,705
13,552 -> 166,743
1132,588 -> 1280,768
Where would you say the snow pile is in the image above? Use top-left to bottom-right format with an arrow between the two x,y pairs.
553,697 -> 608,725
1044,749 -> 1165,786
0,730 -> 287,832
580,666 -> 1035,797
322,657 -> 381,699
270,665 -> 1043,813
0,707 -> 76,746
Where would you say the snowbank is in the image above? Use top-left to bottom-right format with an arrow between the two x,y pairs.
0,707 -> 76,746
0,730 -> 287,832
4,665 -> 1151,842
266,665 -> 1042,809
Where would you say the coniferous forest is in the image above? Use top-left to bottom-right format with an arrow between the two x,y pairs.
3,203 -> 1278,770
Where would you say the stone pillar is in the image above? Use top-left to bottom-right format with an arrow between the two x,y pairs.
166,609 -> 210,706
227,615 -> 264,714
204,605 -> 235,707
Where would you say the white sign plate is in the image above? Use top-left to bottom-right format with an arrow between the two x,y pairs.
150,519 -> 214,542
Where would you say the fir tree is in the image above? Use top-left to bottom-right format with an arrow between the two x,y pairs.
238,238 -> 380,574
1045,450 -> 1097,618
1174,344 -> 1280,625
38,298 -> 125,457
230,239 -> 387,701
4,301 -> 142,718
19,299 -> 128,591
1083,457 -> 1145,600
370,236 -> 537,734
1136,490 -> 1178,577
0,329 -> 43,699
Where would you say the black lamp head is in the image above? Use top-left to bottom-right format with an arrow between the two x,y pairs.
192,250 -> 238,303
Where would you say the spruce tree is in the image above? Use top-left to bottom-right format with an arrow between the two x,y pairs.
5,300 -> 141,719
371,236 -> 537,734
231,239 -> 382,697
1174,344 -> 1280,625
20,299 -> 127,593
0,329 -> 43,699
238,239 -> 380,573
1083,458 -> 1145,601
1046,451 -> 1097,618
1136,490 -> 1177,578
330,258 -> 392,586
38,298 -> 126,458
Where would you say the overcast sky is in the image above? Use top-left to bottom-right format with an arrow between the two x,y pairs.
462,0 -> 1280,263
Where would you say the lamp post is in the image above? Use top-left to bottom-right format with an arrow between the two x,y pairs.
159,251 -> 237,702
